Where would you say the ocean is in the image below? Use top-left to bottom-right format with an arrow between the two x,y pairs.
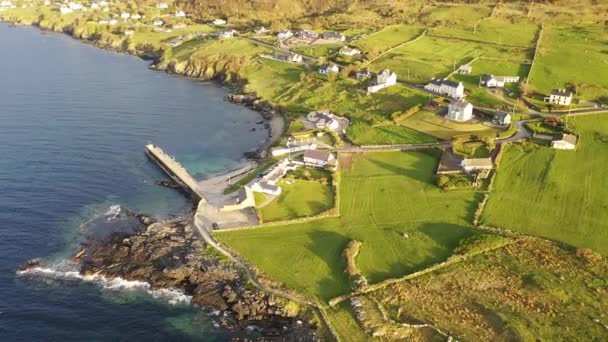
0,23 -> 267,340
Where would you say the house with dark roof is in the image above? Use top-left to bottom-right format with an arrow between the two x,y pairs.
322,31 -> 345,42
447,99 -> 473,122
545,89 -> 573,106
304,150 -> 337,169
318,64 -> 339,75
356,69 -> 372,80
551,133 -> 577,150
493,111 -> 512,126
424,78 -> 465,99
367,69 -> 397,94
295,30 -> 319,40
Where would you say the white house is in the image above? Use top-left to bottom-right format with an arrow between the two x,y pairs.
339,46 -> 361,57
367,69 -> 397,94
218,29 -> 236,38
152,20 -> 164,26
254,26 -> 270,34
271,143 -> 317,157
272,52 -> 302,63
277,30 -> 293,40
458,65 -> 472,74
424,79 -> 465,99
212,18 -> 227,26
295,30 -> 318,40
304,150 -> 337,168
0,1 -> 12,6
493,111 -> 511,126
131,14 -> 142,20
307,111 -> 340,130
461,158 -> 493,173
481,74 -> 520,88
156,2 -> 169,9
318,64 -> 339,75
447,99 -> 473,122
120,12 -> 130,19
356,69 -> 372,80
59,6 -> 73,14
68,2 -> 82,10
124,29 -> 135,36
545,89 -> 573,106
90,2 -> 99,9
175,10 -> 185,17
249,181 -> 281,196
322,31 -> 345,42
551,133 -> 577,150
108,19 -> 117,25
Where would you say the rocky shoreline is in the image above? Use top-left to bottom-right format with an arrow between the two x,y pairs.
19,210 -> 316,340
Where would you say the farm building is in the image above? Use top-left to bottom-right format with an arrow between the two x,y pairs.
425,79 -> 465,99
545,89 -> 573,106
447,99 -> 473,122
481,74 -> 520,88
461,158 -> 493,173
304,150 -> 337,168
551,133 -> 577,150
458,65 -> 472,74
367,69 -> 397,94
493,111 -> 512,126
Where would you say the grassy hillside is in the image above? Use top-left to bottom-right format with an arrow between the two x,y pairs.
482,115 -> 608,254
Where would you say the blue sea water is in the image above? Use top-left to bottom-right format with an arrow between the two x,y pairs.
0,24 -> 267,340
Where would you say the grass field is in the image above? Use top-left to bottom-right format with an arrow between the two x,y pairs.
419,4 -> 492,27
530,25 -> 608,102
482,115 -> 608,254
431,18 -> 540,47
258,179 -> 334,222
292,43 -> 344,58
370,36 -> 530,83
352,24 -> 426,54
401,110 -> 500,140
216,151 -> 483,301
346,121 -> 437,145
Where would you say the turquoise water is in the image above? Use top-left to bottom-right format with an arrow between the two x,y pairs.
0,24 -> 267,340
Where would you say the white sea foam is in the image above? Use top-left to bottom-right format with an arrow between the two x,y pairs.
104,204 -> 121,221
17,266 -> 192,306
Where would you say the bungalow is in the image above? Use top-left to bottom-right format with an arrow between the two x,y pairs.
318,64 -> 339,75
218,29 -> 236,38
156,2 -> 169,9
447,99 -> 473,122
367,69 -> 397,94
481,74 -> 520,88
254,26 -> 270,34
249,181 -> 281,196
307,111 -> 340,130
212,18 -> 227,26
493,111 -> 511,126
277,30 -> 293,40
545,89 -> 573,106
339,46 -> 361,57
461,158 -> 493,173
274,52 -> 302,63
175,10 -> 186,17
322,31 -> 345,42
304,149 -> 337,169
424,79 -> 465,99
356,69 -> 372,80
457,65 -> 472,74
295,30 -> 318,40
152,20 -> 164,26
551,133 -> 577,150
120,12 -> 130,19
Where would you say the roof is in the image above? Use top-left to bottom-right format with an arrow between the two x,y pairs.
554,133 -> 577,145
551,89 -> 573,97
449,99 -> 472,110
463,158 -> 493,168
442,79 -> 461,88
494,111 -> 510,120
304,149 -> 332,162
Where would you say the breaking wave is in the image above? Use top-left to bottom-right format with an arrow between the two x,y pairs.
17,265 -> 192,306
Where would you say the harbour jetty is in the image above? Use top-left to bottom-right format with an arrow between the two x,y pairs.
145,144 -> 207,203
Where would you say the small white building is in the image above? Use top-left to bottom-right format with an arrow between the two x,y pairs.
493,111 -> 511,126
545,89 -> 573,106
304,150 -> 337,168
120,12 -> 130,19
108,19 -> 117,25
458,65 -> 472,74
212,18 -> 227,26
152,20 -> 164,26
339,46 -> 361,57
461,158 -> 493,173
447,99 -> 473,122
318,64 -> 339,75
277,30 -> 293,40
271,143 -> 317,157
0,1 -> 12,6
295,30 -> 318,40
307,111 -> 340,130
172,23 -> 187,29
175,10 -> 185,17
481,74 -> 520,88
90,2 -> 99,9
218,29 -> 236,38
124,29 -> 135,36
356,69 -> 372,80
156,2 -> 169,9
551,133 -> 577,150
425,79 -> 465,99
68,2 -> 82,10
254,26 -> 270,34
249,181 -> 281,196
367,69 -> 397,94
131,14 -> 142,20
59,6 -> 73,14
272,52 -> 302,63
